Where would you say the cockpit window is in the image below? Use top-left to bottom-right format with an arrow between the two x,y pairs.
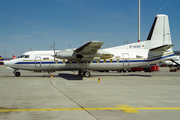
17,55 -> 30,58
25,55 -> 29,58
18,55 -> 25,58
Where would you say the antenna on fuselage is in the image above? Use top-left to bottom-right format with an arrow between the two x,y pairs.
30,48 -> 34,51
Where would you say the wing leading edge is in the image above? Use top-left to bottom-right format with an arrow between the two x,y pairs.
75,41 -> 104,54
55,41 -> 113,60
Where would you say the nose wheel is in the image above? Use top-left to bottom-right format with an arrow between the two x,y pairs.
13,71 -> 21,77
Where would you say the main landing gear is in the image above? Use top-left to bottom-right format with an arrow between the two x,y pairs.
78,70 -> 91,77
78,61 -> 91,77
13,70 -> 21,77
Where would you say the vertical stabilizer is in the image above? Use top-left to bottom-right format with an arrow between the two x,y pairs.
0,56 -> 4,61
146,14 -> 172,49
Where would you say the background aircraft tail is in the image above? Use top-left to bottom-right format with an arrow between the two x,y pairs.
13,55 -> 17,59
145,14 -> 173,50
0,56 -> 4,61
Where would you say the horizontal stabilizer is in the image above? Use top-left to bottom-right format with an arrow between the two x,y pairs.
150,44 -> 174,52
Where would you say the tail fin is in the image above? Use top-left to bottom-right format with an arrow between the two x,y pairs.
0,56 -> 4,61
13,55 -> 17,59
146,14 -> 173,49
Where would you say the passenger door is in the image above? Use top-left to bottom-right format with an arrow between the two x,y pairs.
122,53 -> 130,67
35,56 -> 41,68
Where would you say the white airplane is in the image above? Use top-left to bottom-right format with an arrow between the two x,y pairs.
163,56 -> 180,66
3,14 -> 175,77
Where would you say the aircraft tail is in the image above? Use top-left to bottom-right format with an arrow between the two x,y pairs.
13,55 -> 17,59
0,56 -> 4,65
0,56 -> 4,61
145,14 -> 173,50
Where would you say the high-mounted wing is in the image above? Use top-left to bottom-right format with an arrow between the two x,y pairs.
55,41 -> 113,60
75,41 -> 104,54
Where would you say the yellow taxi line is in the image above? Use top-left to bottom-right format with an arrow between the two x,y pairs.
1,105 -> 180,113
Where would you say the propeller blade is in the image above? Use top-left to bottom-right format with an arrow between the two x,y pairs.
53,41 -> 55,62
53,41 -> 58,64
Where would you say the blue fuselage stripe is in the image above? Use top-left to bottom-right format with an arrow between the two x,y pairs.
15,53 -> 175,65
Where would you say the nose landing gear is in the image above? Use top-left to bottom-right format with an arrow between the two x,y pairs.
13,70 -> 21,77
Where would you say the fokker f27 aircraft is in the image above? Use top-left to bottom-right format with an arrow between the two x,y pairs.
4,14 -> 175,77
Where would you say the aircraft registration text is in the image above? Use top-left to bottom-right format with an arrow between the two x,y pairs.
129,45 -> 141,48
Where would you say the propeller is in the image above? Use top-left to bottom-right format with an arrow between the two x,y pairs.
53,41 -> 58,64
53,41 -> 55,61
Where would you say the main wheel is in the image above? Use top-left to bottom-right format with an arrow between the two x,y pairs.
15,71 -> 21,77
83,71 -> 91,77
78,70 -> 83,75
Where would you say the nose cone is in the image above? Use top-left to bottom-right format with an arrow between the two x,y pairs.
3,61 -> 9,66
3,60 -> 18,69
3,61 -> 15,67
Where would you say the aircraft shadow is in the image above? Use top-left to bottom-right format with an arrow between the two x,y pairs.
1,73 -> 83,80
121,74 -> 152,77
1,73 -> 151,79
58,73 -> 83,80
92,74 -> 152,77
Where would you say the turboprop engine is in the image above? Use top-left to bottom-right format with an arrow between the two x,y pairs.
55,49 -> 76,59
55,49 -> 114,60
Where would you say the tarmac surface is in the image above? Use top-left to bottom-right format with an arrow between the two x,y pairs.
0,65 -> 180,120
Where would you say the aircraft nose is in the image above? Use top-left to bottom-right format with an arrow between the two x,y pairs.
3,61 -> 12,67
3,61 -> 8,66
3,60 -> 18,69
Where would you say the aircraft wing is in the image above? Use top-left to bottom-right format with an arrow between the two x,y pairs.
75,41 -> 104,54
150,44 -> 174,52
55,41 -> 113,60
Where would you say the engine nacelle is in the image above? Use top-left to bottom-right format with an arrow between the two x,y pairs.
55,49 -> 114,60
100,50 -> 114,59
55,49 -> 76,59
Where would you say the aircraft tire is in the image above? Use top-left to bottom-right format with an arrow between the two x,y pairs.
144,68 -> 147,72
78,70 -> 83,75
84,71 -> 91,77
118,70 -> 121,73
15,72 -> 21,77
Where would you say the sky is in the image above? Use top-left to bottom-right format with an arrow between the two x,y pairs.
0,0 -> 180,58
